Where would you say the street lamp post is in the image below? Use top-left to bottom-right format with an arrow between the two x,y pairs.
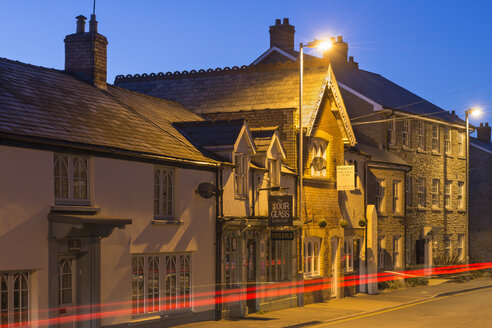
465,108 -> 481,267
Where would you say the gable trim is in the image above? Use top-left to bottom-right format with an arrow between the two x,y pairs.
251,46 -> 297,65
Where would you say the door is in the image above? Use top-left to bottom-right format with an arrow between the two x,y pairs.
353,239 -> 360,293
330,237 -> 339,298
246,239 -> 257,314
58,255 -> 76,328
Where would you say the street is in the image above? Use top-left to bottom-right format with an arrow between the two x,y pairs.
322,288 -> 492,328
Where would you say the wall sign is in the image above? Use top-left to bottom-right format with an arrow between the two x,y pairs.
268,195 -> 293,226
271,231 -> 294,240
68,239 -> 81,252
337,165 -> 355,190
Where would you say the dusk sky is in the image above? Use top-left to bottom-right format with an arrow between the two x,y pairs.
3,0 -> 491,127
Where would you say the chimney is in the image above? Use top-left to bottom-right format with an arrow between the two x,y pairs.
269,18 -> 295,51
477,122 -> 491,142
325,35 -> 349,65
64,14 -> 108,89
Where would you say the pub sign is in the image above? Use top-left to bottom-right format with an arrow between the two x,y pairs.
268,195 -> 293,226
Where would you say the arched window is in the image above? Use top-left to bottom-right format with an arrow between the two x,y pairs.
304,237 -> 321,277
54,154 -> 89,203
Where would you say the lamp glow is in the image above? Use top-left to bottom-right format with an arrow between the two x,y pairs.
317,40 -> 332,51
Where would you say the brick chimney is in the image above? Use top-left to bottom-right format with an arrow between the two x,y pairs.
269,18 -> 295,51
477,122 -> 491,142
324,36 -> 349,65
64,15 -> 108,89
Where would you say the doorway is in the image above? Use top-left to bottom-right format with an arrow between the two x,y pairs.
58,255 -> 76,328
330,237 -> 339,298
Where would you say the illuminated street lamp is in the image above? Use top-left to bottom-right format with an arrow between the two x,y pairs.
298,39 -> 332,224
465,107 -> 481,265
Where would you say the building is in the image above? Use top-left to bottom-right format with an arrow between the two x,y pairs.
469,123 -> 492,262
115,21 -> 357,305
0,15 -> 222,328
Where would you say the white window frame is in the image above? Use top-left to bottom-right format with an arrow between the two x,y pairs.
0,271 -> 30,326
432,125 -> 440,153
388,118 -> 395,145
444,180 -> 452,209
458,131 -> 465,156
268,158 -> 280,188
393,180 -> 401,214
393,236 -> 401,268
406,176 -> 412,208
304,237 -> 321,278
378,236 -> 385,270
154,167 -> 174,218
54,153 -> 90,205
432,179 -> 440,208
310,139 -> 328,178
402,119 -> 410,147
457,181 -> 465,209
417,121 -> 425,150
234,153 -> 248,198
132,253 -> 192,315
376,179 -> 386,213
344,238 -> 354,272
418,178 -> 426,207
444,128 -> 451,155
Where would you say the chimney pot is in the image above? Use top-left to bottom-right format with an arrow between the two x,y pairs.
452,110 -> 456,115
76,15 -> 87,33
349,56 -> 354,62
275,19 -> 281,25
480,123 -> 484,127
337,36 -> 343,42
283,18 -> 289,25
330,37 -> 336,42
486,123 -> 489,127
476,122 -> 491,142
89,14 -> 98,33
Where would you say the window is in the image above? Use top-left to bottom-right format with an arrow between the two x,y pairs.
132,253 -> 191,314
458,181 -> 465,209
234,153 -> 248,197
458,131 -> 465,156
388,118 -> 395,145
444,128 -> 451,154
402,119 -> 410,147
457,234 -> 465,260
268,159 -> 280,188
406,234 -> 413,266
406,176 -> 412,208
344,239 -> 354,272
310,139 -> 327,177
393,236 -> 401,268
378,236 -> 385,270
444,181 -> 452,209
58,256 -> 74,307
304,237 -> 320,278
432,179 -> 440,208
432,125 -> 440,152
393,180 -> 401,213
444,234 -> 451,259
417,121 -> 425,150
0,272 -> 30,326
418,178 -> 426,207
376,179 -> 385,213
154,167 -> 174,218
223,234 -> 238,288
54,153 -> 89,204
266,239 -> 292,282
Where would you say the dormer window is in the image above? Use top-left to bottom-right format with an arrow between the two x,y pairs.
310,139 -> 327,177
234,153 -> 248,198
268,159 -> 280,188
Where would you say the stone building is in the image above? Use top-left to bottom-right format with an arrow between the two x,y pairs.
469,123 -> 492,262
115,43 -> 357,305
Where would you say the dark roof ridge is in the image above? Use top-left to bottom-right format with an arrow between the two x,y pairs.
174,119 -> 246,127
114,58 -> 329,84
0,56 -> 65,74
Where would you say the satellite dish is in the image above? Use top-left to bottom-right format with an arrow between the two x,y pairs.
311,157 -> 327,171
197,182 -> 216,199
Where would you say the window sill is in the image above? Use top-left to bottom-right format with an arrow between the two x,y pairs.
51,204 -> 100,214
431,206 -> 442,212
393,213 -> 405,218
445,207 -> 454,212
402,146 -> 412,151
417,206 -> 428,211
152,218 -> 184,225
457,208 -> 466,213
234,196 -> 248,200
445,153 -> 454,158
431,151 -> 441,156
304,274 -> 322,280
416,148 -> 428,154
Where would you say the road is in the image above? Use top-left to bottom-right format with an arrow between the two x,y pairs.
319,288 -> 492,328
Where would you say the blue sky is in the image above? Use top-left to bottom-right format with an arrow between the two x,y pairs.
2,0 -> 491,127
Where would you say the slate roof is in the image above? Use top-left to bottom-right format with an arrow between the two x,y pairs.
114,61 -> 331,129
0,57 -> 217,165
357,143 -> 410,167
470,137 -> 492,154
251,127 -> 277,153
173,119 -> 245,148
332,64 -> 465,125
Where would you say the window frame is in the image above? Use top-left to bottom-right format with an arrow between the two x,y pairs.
0,271 -> 30,326
310,139 -> 328,178
444,234 -> 452,259
268,158 -> 280,188
223,233 -> 238,289
267,238 -> 292,282
417,121 -> 426,150
388,118 -> 395,146
376,179 -> 386,213
54,153 -> 90,205
444,180 -> 452,209
392,180 -> 402,214
132,253 -> 192,315
377,236 -> 385,270
154,166 -> 175,219
393,236 -> 401,268
457,181 -> 465,209
344,238 -> 354,272
431,125 -> 440,153
418,178 -> 426,208
457,234 -> 465,260
444,128 -> 452,155
402,119 -> 410,147
234,153 -> 249,198
458,131 -> 465,156
406,176 -> 412,208
431,179 -> 440,208
304,237 -> 321,278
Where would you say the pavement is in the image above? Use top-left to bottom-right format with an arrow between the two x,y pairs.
176,276 -> 492,328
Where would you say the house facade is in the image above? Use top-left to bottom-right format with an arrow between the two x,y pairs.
0,15 -> 221,328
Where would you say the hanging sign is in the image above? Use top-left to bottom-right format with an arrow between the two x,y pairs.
337,165 -> 355,190
271,230 -> 294,240
268,195 -> 293,226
